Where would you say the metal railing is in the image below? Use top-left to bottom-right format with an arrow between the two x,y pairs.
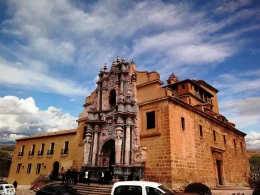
47,150 -> 54,155
60,149 -> 68,155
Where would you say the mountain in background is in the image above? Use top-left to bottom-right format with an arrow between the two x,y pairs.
0,141 -> 15,145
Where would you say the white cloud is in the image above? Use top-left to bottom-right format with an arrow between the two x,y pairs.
0,0 -> 259,80
0,57 -> 90,96
209,69 -> 260,149
0,96 -> 77,142
246,132 -> 260,149
215,0 -> 252,14
70,98 -> 76,102
224,97 -> 260,116
215,73 -> 260,96
31,38 -> 76,64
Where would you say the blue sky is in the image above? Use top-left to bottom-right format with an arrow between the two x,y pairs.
0,0 -> 259,148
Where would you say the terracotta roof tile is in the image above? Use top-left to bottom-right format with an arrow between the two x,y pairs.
15,129 -> 77,141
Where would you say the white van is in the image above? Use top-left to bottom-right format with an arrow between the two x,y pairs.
0,184 -> 16,195
111,181 -> 175,195
111,181 -> 195,195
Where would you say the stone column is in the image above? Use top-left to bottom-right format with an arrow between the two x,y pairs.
115,124 -> 123,164
125,122 -> 131,165
92,125 -> 99,166
120,80 -> 123,95
97,86 -> 101,111
84,129 -> 93,165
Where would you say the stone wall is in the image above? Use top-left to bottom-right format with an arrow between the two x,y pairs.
139,99 -> 172,187
168,101 -> 249,190
8,132 -> 77,185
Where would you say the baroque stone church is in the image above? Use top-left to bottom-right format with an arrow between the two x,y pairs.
8,57 -> 250,190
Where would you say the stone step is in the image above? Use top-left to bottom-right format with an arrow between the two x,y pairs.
48,181 -> 112,195
213,185 -> 251,190
211,185 -> 252,195
211,189 -> 253,195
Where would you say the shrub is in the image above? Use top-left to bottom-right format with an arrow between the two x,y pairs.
184,183 -> 212,195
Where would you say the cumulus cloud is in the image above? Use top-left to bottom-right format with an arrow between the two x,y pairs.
246,132 -> 260,149
212,69 -> 260,148
0,96 -> 77,142
224,97 -> 260,116
215,72 -> 260,97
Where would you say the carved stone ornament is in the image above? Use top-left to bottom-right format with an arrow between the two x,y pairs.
116,130 -> 123,140
108,123 -> 115,135
133,146 -> 147,164
87,137 -> 92,144
131,72 -> 137,82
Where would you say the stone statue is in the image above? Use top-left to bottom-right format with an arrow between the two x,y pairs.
131,73 -> 137,82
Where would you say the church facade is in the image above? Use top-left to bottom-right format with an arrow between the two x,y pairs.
8,57 -> 250,190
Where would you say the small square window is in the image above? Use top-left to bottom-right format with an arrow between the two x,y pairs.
182,84 -> 185,89
146,111 -> 155,129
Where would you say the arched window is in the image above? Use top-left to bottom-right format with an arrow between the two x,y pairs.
109,89 -> 116,108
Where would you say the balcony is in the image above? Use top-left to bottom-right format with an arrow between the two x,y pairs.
47,150 -> 54,157
18,152 -> 24,158
61,149 -> 68,156
28,151 -> 34,157
38,150 -> 44,157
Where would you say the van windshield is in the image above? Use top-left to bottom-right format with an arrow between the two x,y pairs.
158,185 -> 174,193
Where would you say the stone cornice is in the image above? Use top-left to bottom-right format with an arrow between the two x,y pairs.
83,102 -> 93,107
177,92 -> 211,104
77,117 -> 88,122
136,79 -> 164,89
169,97 -> 246,137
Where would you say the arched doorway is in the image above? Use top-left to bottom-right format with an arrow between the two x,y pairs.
100,139 -> 115,169
53,161 -> 59,179
109,146 -> 115,168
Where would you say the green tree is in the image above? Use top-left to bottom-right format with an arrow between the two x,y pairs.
249,155 -> 260,172
249,155 -> 260,195
0,150 -> 10,159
